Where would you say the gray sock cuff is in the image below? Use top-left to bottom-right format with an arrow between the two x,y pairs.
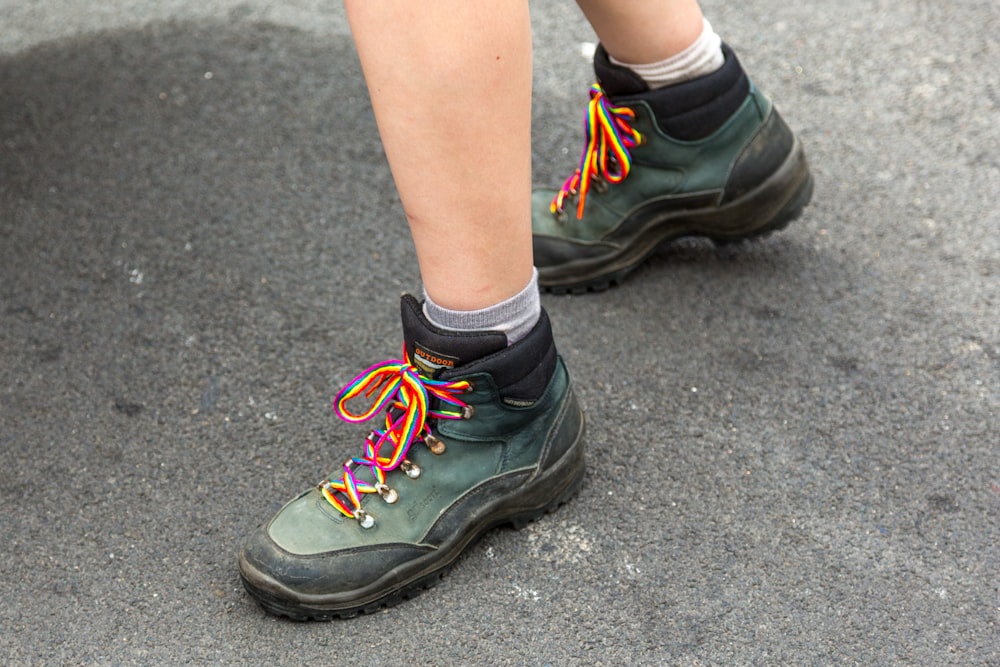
422,268 -> 541,345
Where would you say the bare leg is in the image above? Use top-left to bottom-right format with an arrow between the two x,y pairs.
343,0 -> 533,312
574,0 -> 705,62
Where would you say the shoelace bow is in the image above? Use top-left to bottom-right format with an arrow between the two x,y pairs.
320,348 -> 471,527
551,83 -> 643,220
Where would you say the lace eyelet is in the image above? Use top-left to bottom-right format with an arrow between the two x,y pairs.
401,459 -> 421,479
353,508 -> 375,529
424,434 -> 446,455
375,483 -> 399,504
461,405 -> 475,420
593,177 -> 608,194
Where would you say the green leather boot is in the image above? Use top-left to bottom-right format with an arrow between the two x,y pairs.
533,44 -> 813,293
239,295 -> 585,619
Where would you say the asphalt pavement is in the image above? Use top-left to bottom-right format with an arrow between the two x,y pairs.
1,1 -> 997,664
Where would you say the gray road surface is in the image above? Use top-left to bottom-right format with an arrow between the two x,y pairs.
1,1 -> 998,664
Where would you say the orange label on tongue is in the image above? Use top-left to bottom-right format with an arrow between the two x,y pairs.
412,343 -> 458,376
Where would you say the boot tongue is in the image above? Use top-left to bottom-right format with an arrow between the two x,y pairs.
593,44 -> 650,97
399,295 -> 508,378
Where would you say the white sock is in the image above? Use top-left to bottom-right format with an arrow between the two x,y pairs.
610,18 -> 724,90
422,268 -> 541,345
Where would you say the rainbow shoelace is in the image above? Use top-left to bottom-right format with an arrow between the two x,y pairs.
319,349 -> 472,528
551,83 -> 644,220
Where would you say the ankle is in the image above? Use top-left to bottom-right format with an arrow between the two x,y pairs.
608,18 -> 723,90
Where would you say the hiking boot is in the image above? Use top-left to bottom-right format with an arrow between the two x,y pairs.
238,295 -> 586,620
533,43 -> 813,293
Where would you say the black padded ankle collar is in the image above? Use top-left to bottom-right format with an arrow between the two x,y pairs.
594,42 -> 751,141
400,295 -> 557,402
592,44 -> 649,96
401,294 -> 508,376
